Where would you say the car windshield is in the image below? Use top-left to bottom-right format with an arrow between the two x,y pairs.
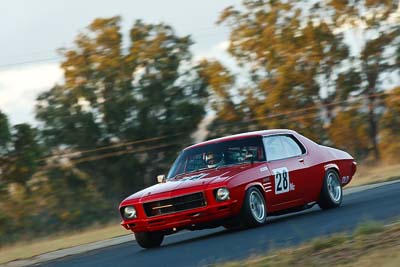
167,137 -> 265,179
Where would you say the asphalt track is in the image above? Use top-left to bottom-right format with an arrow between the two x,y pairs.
38,182 -> 400,267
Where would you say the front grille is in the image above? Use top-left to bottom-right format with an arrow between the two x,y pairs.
143,192 -> 206,217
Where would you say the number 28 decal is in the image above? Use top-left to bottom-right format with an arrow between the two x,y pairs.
273,167 -> 290,194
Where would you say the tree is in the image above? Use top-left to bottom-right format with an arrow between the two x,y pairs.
215,0 -> 349,142
0,110 -> 12,195
35,17 -> 208,196
327,105 -> 370,159
6,124 -> 41,189
327,0 -> 400,160
196,60 -> 246,139
0,110 -> 11,154
379,86 -> 400,162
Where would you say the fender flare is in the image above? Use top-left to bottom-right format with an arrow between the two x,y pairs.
244,181 -> 267,200
323,163 -> 340,175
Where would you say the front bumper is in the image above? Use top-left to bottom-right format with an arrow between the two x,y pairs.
121,199 -> 238,232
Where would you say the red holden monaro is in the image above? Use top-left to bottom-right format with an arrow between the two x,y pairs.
119,129 -> 357,248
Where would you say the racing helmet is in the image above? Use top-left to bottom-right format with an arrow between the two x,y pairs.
204,151 -> 223,168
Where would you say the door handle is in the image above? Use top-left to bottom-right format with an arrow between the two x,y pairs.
298,158 -> 304,163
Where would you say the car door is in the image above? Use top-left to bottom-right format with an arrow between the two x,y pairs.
263,134 -> 308,209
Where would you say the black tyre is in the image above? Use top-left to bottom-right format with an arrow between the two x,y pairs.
134,231 -> 164,249
240,187 -> 267,227
318,169 -> 343,210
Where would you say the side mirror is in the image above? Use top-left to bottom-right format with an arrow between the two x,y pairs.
157,174 -> 166,183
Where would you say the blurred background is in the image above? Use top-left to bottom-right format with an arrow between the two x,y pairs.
0,0 -> 399,248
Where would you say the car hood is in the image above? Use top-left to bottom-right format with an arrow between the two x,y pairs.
122,163 -> 262,203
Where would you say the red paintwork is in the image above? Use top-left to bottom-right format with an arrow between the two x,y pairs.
119,129 -> 356,233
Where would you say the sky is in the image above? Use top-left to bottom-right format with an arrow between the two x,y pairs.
0,0 -> 241,125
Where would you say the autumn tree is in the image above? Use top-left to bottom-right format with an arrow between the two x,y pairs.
209,0 -> 399,161
379,87 -> 400,162
213,0 -> 349,142
35,17 -> 208,197
197,60 -> 247,139
326,0 -> 400,160
327,105 -> 370,159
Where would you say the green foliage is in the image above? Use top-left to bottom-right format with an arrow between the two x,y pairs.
36,85 -> 102,148
0,166 -> 111,245
0,110 -> 11,153
8,124 -> 41,187
43,167 -> 112,228
0,124 -> 42,192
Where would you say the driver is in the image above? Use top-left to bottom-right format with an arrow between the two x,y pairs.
204,151 -> 224,168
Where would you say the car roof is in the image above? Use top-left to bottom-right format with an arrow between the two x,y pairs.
185,129 -> 297,150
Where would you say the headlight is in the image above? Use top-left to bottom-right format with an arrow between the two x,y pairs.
215,187 -> 230,201
123,206 -> 137,219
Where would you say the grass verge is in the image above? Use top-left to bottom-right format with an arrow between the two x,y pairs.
0,222 -> 126,265
350,162 -> 400,187
219,221 -> 400,267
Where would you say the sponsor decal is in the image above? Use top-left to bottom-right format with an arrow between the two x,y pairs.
342,176 -> 350,183
290,182 -> 295,191
260,166 -> 269,172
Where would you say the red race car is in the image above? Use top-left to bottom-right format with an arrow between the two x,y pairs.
119,129 -> 357,248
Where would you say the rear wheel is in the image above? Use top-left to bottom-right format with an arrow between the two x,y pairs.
134,231 -> 164,249
318,169 -> 342,209
240,187 -> 267,227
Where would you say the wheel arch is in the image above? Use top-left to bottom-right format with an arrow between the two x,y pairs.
323,163 -> 340,176
244,182 -> 266,197
244,182 -> 267,207
319,163 -> 341,195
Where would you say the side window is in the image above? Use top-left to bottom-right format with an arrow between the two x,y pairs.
280,136 -> 303,157
263,136 -> 286,161
263,135 -> 305,161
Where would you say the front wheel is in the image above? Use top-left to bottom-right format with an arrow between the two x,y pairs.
318,169 -> 343,209
240,187 -> 267,227
134,231 -> 164,249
